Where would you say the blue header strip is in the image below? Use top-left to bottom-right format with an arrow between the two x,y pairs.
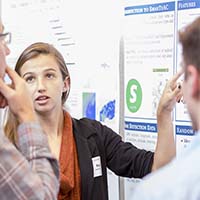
125,121 -> 157,133
125,2 -> 175,16
178,0 -> 200,10
176,125 -> 195,136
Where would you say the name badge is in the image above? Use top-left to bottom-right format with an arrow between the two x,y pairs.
92,156 -> 102,177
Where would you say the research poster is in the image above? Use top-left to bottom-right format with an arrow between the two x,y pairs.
123,0 -> 200,199
175,0 -> 200,154
2,0 -> 121,199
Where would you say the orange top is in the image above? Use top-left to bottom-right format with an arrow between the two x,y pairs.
58,112 -> 81,200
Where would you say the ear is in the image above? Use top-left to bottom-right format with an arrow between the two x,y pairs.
62,76 -> 69,93
187,65 -> 200,98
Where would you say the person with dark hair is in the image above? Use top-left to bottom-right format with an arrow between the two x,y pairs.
0,20 -> 59,200
4,41 -> 178,200
131,16 -> 200,200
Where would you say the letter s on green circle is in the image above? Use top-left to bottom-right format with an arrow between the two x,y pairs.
126,79 -> 142,113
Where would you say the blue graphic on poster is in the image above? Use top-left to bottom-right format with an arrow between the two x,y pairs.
100,100 -> 115,122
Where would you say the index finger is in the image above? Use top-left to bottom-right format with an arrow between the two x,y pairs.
170,68 -> 184,84
5,66 -> 21,86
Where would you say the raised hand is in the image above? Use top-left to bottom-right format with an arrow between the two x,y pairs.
157,69 -> 184,116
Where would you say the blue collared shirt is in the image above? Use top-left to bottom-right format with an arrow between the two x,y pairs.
131,131 -> 200,200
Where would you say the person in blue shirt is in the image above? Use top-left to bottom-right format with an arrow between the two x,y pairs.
131,16 -> 200,200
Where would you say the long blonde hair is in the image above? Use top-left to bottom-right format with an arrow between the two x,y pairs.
4,42 -> 70,144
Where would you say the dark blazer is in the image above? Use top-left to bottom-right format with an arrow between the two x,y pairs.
72,118 -> 154,200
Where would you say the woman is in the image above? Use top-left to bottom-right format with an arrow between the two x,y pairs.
4,42 -> 177,200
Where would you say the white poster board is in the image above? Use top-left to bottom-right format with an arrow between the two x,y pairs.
123,0 -> 199,199
2,0 -> 122,199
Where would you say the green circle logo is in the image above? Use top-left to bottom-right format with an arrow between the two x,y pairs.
126,79 -> 142,113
